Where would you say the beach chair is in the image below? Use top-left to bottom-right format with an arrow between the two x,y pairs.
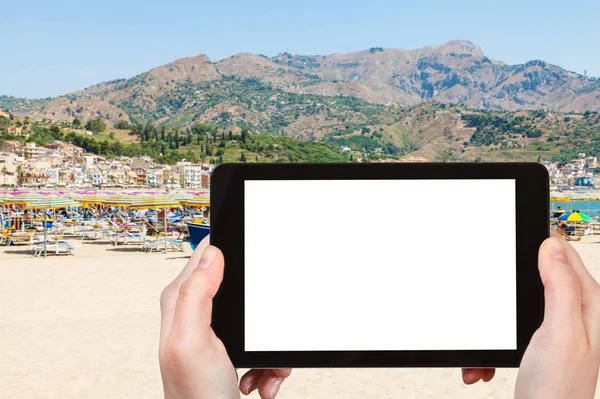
142,236 -> 184,253
111,231 -> 147,246
1,230 -> 13,246
1,230 -> 34,246
33,240 -> 76,257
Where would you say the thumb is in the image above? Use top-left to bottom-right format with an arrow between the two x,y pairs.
169,245 -> 224,346
538,237 -> 583,329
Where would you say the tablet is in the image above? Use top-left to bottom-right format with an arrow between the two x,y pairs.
210,163 -> 548,368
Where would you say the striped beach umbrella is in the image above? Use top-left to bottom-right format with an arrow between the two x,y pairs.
99,194 -> 139,207
181,194 -> 210,207
128,198 -> 183,254
25,198 -> 82,210
558,211 -> 593,222
3,193 -> 45,205
74,194 -> 110,205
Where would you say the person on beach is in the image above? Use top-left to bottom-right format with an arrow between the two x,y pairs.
159,234 -> 600,398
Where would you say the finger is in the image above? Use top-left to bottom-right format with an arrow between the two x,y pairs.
256,369 -> 285,399
159,236 -> 211,350
174,235 -> 212,285
482,368 -> 495,382
538,238 -> 584,330
239,369 -> 264,395
271,368 -> 292,378
561,239 -> 600,348
561,238 -> 600,302
169,245 -> 224,347
462,368 -> 483,384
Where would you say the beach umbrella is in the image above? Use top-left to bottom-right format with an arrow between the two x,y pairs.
75,194 -> 110,205
99,195 -> 137,207
181,194 -> 210,220
24,198 -> 82,210
3,193 -> 45,205
128,198 -> 183,254
181,194 -> 210,207
557,211 -> 593,222
24,198 -> 81,258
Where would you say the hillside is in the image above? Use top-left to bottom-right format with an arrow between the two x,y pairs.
3,105 -> 600,164
3,41 -> 600,130
2,40 -> 600,163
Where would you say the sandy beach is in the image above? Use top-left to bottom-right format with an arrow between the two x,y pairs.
1,237 -> 600,398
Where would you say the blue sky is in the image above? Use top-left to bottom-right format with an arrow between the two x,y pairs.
2,0 -> 599,98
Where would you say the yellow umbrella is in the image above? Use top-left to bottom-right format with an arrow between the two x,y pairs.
181,194 -> 210,207
128,198 -> 182,254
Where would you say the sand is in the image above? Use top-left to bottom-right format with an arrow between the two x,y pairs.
1,237 -> 600,398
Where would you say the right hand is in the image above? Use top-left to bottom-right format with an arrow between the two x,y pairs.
515,236 -> 600,398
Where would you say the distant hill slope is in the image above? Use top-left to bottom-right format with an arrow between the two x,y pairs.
3,41 -> 600,129
2,40 -> 600,165
0,95 -> 50,114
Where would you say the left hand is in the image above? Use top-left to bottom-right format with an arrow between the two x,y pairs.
159,237 -> 291,399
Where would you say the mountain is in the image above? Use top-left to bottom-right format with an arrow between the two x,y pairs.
2,40 -> 600,137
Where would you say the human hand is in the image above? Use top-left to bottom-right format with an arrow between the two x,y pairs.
159,237 -> 291,399
515,235 -> 600,398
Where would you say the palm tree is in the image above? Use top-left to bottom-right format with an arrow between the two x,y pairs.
16,165 -> 23,187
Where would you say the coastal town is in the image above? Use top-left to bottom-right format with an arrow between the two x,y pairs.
0,139 -> 212,188
0,108 -> 598,189
0,136 -> 597,190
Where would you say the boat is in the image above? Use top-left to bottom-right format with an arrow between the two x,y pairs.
186,221 -> 210,251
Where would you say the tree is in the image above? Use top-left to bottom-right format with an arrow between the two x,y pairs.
191,123 -> 211,136
72,118 -> 81,128
115,120 -> 131,130
85,118 -> 106,134
240,152 -> 247,163
16,165 -> 23,187
241,128 -> 248,143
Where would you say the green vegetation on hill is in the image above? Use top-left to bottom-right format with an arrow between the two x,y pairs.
3,102 -> 600,165
0,117 -> 351,165
461,110 -> 600,164
0,95 -> 51,113
113,75 -> 390,139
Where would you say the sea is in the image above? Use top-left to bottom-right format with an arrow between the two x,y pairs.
551,200 -> 600,215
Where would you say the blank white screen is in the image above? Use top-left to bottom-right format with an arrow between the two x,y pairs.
245,179 -> 516,351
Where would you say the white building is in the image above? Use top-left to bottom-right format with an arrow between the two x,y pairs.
147,168 -> 164,187
24,143 -> 47,160
45,168 -> 60,184
172,161 -> 203,188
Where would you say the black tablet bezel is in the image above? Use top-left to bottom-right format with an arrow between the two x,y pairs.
210,163 -> 548,368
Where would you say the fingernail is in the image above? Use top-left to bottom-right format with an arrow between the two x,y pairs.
270,378 -> 284,399
197,246 -> 217,269
547,239 -> 566,261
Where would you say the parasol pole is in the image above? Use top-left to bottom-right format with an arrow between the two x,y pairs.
164,209 -> 168,255
43,212 -> 47,258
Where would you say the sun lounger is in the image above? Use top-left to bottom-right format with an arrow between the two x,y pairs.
111,232 -> 147,246
32,241 -> 76,257
142,237 -> 184,253
1,230 -> 35,246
